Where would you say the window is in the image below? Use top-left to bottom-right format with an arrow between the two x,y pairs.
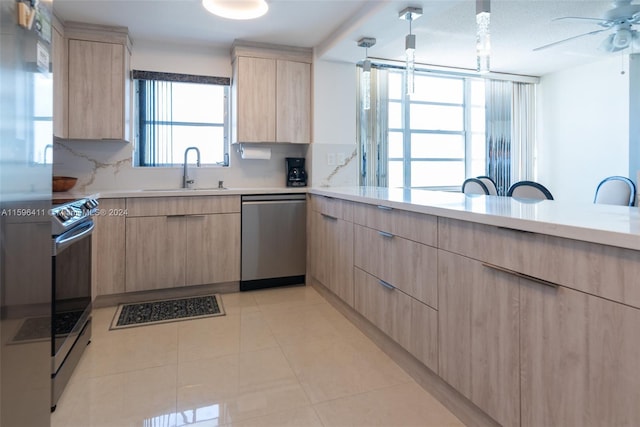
133,71 -> 230,167
387,70 -> 485,190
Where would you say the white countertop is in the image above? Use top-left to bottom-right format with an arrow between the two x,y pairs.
309,186 -> 640,251
54,186 -> 308,199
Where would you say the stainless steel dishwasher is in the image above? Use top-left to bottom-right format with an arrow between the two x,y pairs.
240,194 -> 306,291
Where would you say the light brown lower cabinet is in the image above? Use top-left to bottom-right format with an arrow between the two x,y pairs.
439,250 -> 520,427
93,198 -> 126,296
520,281 -> 640,427
308,210 -> 354,306
125,213 -> 240,292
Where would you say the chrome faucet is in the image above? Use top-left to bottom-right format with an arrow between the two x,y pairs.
183,147 -> 201,188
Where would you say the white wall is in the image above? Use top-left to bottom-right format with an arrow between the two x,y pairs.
307,58 -> 358,187
537,56 -> 629,203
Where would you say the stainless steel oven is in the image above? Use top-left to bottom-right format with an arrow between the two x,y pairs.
51,197 -> 98,410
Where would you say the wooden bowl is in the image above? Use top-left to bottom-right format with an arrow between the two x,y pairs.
52,176 -> 78,192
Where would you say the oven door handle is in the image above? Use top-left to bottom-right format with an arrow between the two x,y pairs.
53,220 -> 95,256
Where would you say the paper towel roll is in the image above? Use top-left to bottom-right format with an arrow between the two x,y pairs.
240,146 -> 271,160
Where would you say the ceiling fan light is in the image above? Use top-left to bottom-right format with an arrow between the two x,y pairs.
613,28 -> 632,48
202,0 -> 268,20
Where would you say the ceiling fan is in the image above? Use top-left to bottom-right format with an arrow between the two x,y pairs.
533,0 -> 640,52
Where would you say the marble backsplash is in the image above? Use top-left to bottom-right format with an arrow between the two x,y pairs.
53,139 -> 359,192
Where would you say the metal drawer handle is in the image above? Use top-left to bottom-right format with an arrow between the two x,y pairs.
378,231 -> 394,238
482,262 -> 558,289
377,205 -> 393,211
167,214 -> 186,218
378,279 -> 396,290
321,213 -> 338,221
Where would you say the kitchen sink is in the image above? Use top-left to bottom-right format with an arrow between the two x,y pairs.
142,187 -> 229,191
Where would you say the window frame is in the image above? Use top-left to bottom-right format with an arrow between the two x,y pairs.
132,70 -> 230,168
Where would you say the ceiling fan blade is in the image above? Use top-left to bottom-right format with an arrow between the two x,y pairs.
552,16 -> 613,27
533,29 -> 609,52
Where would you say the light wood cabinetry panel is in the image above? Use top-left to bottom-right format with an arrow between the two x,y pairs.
353,203 -> 437,246
185,213 -> 240,286
354,267 -> 412,349
409,298 -> 438,373
233,56 -> 276,143
309,210 -> 354,307
67,39 -> 128,140
231,43 -> 312,144
94,198 -> 126,296
52,20 -> 67,139
276,60 -> 310,144
438,250 -> 520,427
354,224 -> 437,309
310,195 -> 353,221
126,195 -> 240,217
439,217 -> 640,309
520,282 -> 640,427
125,216 -> 186,292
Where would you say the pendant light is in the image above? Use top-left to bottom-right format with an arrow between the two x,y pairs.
399,7 -> 422,96
476,0 -> 491,74
358,37 -> 376,111
202,0 -> 268,20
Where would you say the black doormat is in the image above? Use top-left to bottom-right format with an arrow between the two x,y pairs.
110,294 -> 225,330
11,310 -> 85,343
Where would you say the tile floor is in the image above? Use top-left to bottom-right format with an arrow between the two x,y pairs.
51,285 -> 463,427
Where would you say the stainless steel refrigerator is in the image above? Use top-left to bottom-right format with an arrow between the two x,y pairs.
1,0 -> 53,425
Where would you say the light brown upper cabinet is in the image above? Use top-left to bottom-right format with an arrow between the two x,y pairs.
231,42 -> 312,144
52,18 -> 67,139
62,22 -> 132,142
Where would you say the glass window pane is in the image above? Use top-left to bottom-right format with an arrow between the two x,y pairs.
171,126 -> 225,164
410,104 -> 463,131
388,101 -> 402,129
412,76 -> 463,104
388,72 -> 402,100
33,121 -> 52,164
388,131 -> 403,158
410,161 -> 465,187
411,133 -> 464,159
471,106 -> 485,133
388,161 -> 403,188
172,83 -> 224,123
34,73 -> 52,117
470,79 -> 485,106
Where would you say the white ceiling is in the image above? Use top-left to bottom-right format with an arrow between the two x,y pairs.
53,0 -> 634,77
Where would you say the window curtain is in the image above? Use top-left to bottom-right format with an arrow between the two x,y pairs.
138,80 -> 173,166
485,80 -> 512,195
357,66 -> 389,187
511,82 -> 536,183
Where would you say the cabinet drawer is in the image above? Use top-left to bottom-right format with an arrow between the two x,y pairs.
126,195 -> 241,217
354,267 -> 412,350
353,203 -> 437,246
438,217 -> 640,309
309,195 -> 353,221
409,298 -> 438,373
354,224 -> 437,309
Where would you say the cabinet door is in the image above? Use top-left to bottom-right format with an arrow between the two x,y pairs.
68,39 -> 124,140
185,213 -> 240,286
276,60 -> 310,144
125,216 -> 186,291
354,267 -> 412,349
235,56 -> 276,142
310,211 -> 354,307
94,198 -> 126,296
521,283 -> 640,427
52,23 -> 67,138
438,251 -> 520,427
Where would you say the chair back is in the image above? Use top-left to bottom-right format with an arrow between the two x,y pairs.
462,178 -> 489,195
477,176 -> 498,195
507,181 -> 554,200
594,176 -> 636,206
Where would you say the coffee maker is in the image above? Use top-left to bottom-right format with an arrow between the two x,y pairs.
286,157 -> 307,187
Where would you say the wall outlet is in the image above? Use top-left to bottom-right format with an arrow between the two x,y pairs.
327,153 -> 336,165
337,152 -> 345,166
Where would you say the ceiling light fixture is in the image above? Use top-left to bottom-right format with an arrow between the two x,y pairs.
399,7 -> 422,96
476,0 -> 491,74
358,37 -> 376,111
202,0 -> 269,20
